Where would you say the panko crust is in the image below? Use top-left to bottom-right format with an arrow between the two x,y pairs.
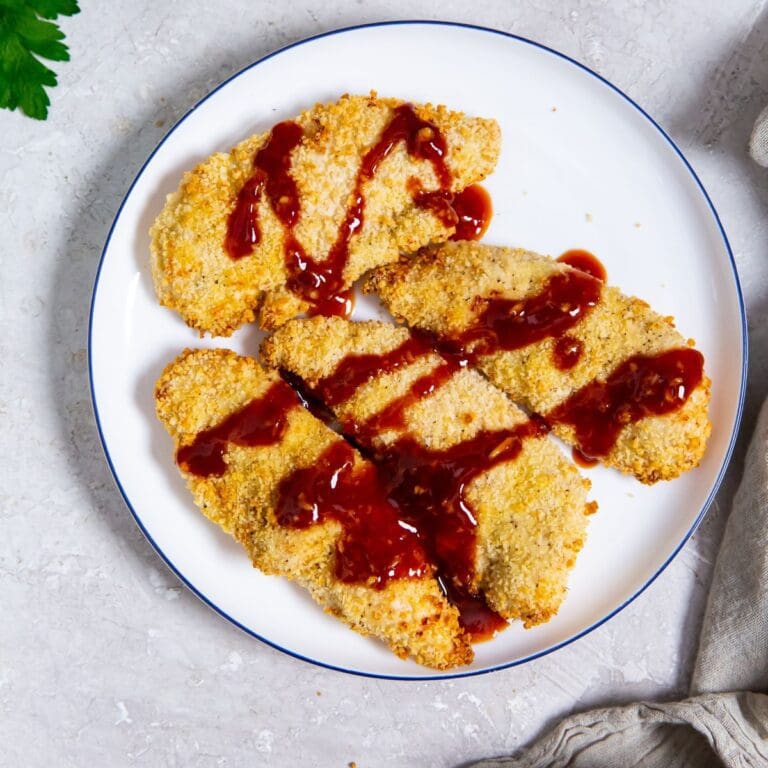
366,242 -> 712,484
155,348 -> 471,669
262,317 -> 594,628
150,93 -> 501,336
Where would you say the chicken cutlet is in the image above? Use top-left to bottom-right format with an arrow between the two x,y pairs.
150,93 -> 500,336
366,242 -> 711,484
155,348 -> 472,669
262,317 -> 595,630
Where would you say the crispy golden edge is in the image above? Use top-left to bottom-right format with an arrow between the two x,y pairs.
366,242 -> 712,484
150,92 -> 501,336
262,317 -> 594,628
154,347 -> 472,669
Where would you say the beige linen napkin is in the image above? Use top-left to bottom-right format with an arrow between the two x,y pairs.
468,396 -> 768,767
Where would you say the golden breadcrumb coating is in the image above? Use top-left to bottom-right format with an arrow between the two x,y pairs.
155,348 -> 471,669
366,242 -> 711,484
262,318 -> 595,628
150,93 -> 501,336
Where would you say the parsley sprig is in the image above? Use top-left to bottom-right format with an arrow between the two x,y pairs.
0,0 -> 80,120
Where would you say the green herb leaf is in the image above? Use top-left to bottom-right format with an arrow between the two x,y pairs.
0,0 -> 80,120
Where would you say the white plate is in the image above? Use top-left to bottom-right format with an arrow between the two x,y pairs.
89,21 -> 746,679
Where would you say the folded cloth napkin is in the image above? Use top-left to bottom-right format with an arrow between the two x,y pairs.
467,395 -> 768,767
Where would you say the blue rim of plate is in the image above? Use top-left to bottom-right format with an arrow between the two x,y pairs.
88,20 -> 748,681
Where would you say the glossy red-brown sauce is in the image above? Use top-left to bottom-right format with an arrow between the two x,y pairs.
282,356 -> 505,642
553,335 -> 584,371
557,249 -> 607,281
175,349 -> 521,637
225,105 -> 493,316
176,380 -> 298,476
225,121 -> 304,260
370,422 -> 546,638
178,380 -> 429,588
548,348 -> 705,459
314,332 -> 436,407
287,103 -> 454,314
225,176 -> 263,260
309,289 -> 356,319
310,338 -> 547,639
430,248 -> 703,460
440,269 -> 601,368
362,359 -> 460,435
571,447 -> 598,468
451,184 -> 493,241
447,586 -> 509,641
275,440 -> 429,587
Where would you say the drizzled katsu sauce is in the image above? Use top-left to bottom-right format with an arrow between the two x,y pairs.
286,103 -> 454,313
177,381 -> 298,476
548,348 -> 705,459
275,441 -> 428,587
310,336 -> 547,640
441,269 -> 601,368
362,359 -> 460,435
225,105 -> 493,316
448,588 -> 508,641
553,335 -> 584,371
557,249 -> 607,281
451,184 -> 493,241
314,332 -> 436,407
372,422 -> 546,639
225,121 -> 304,260
431,250 -> 703,459
178,380 -> 428,588
571,448 -> 598,469
280,369 -> 336,424
180,354 -> 512,634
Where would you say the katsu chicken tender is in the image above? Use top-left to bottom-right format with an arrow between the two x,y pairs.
262,318 -> 595,628
155,348 -> 472,669
366,242 -> 711,484
150,93 -> 501,336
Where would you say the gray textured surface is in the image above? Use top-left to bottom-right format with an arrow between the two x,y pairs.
1,2 -> 767,766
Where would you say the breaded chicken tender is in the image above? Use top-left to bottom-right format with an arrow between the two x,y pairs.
150,93 -> 500,336
155,348 -> 472,669
262,318 -> 595,628
366,242 -> 711,484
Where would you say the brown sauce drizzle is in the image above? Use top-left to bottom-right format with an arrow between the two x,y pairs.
553,335 -> 584,371
275,441 -> 429,587
310,289 -> 356,319
225,105 -> 493,316
177,380 -> 298,477
177,356 -> 519,635
548,348 -> 705,459
314,331 -> 437,407
430,249 -> 703,461
371,422 -> 546,638
448,588 -> 509,641
571,447 -> 598,469
225,121 -> 304,261
309,338 -> 549,639
451,184 -> 493,241
361,360 -> 460,435
439,269 -> 601,367
178,380 -> 429,589
557,249 -> 607,281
